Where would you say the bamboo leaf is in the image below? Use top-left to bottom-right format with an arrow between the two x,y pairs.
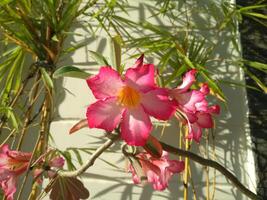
53,66 -> 91,79
111,35 -> 122,72
88,50 -> 110,66
40,67 -> 54,89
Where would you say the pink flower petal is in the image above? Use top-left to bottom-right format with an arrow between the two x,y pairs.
7,151 -> 32,162
141,89 -> 176,120
128,165 -> 141,184
196,112 -> 213,128
33,168 -> 43,184
125,64 -> 156,92
167,160 -> 185,173
200,83 -> 210,95
86,67 -> 124,99
1,173 -> 17,200
174,90 -> 204,112
121,107 -> 152,146
195,99 -> 209,112
175,70 -> 196,93
208,105 -> 220,115
49,156 -> 65,168
188,123 -> 202,143
86,97 -> 124,132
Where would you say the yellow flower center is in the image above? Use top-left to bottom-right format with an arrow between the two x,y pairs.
118,86 -> 140,108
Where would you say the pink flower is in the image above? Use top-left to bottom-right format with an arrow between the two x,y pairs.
0,145 -> 31,200
170,70 -> 220,143
128,151 -> 184,190
34,156 -> 65,183
86,55 -> 176,146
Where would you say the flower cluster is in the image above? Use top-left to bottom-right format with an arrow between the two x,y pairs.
170,70 -> 220,142
128,151 -> 184,191
86,55 -> 219,145
0,145 -> 32,200
0,145 -> 64,200
85,55 -> 219,191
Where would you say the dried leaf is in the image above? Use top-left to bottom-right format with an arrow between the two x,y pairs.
49,176 -> 90,200
69,119 -> 88,134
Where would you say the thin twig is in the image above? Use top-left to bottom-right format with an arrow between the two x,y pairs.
160,142 -> 261,200
58,134 -> 119,177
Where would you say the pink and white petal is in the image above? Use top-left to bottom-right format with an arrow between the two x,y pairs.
175,70 -> 197,93
120,107 -> 152,146
49,156 -> 65,168
125,64 -> 156,92
200,83 -> 210,95
1,175 -> 17,200
195,99 -> 209,112
129,165 -> 141,184
182,91 -> 205,112
86,67 -> 124,99
86,97 -> 124,132
33,168 -> 43,184
141,89 -> 176,120
188,123 -> 203,143
196,112 -> 213,128
0,155 -> 10,168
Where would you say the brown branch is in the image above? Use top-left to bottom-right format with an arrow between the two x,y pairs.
160,142 -> 261,200
58,134 -> 119,177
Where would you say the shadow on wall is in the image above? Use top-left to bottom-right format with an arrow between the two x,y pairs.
52,0 -> 254,199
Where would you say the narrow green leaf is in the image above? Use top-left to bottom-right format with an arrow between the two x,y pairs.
40,68 -> 54,89
71,149 -> 83,166
200,71 -> 226,102
111,35 -> 122,72
0,0 -> 14,6
244,60 -> 267,72
53,66 -> 91,79
244,12 -> 267,19
88,50 -> 110,66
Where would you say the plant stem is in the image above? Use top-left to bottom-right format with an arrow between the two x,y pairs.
58,134 -> 119,177
160,142 -> 261,200
17,72 -> 41,150
183,128 -> 189,200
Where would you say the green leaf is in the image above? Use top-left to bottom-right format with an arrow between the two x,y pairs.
0,107 -> 19,130
71,149 -> 83,166
88,50 -> 110,66
244,60 -> 267,72
245,69 -> 267,93
0,0 -> 14,6
40,68 -> 54,89
243,12 -> 267,19
111,35 -> 122,72
200,70 -> 226,102
53,66 -> 91,79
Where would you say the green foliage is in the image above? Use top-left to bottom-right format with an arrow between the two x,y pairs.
53,66 -> 91,79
